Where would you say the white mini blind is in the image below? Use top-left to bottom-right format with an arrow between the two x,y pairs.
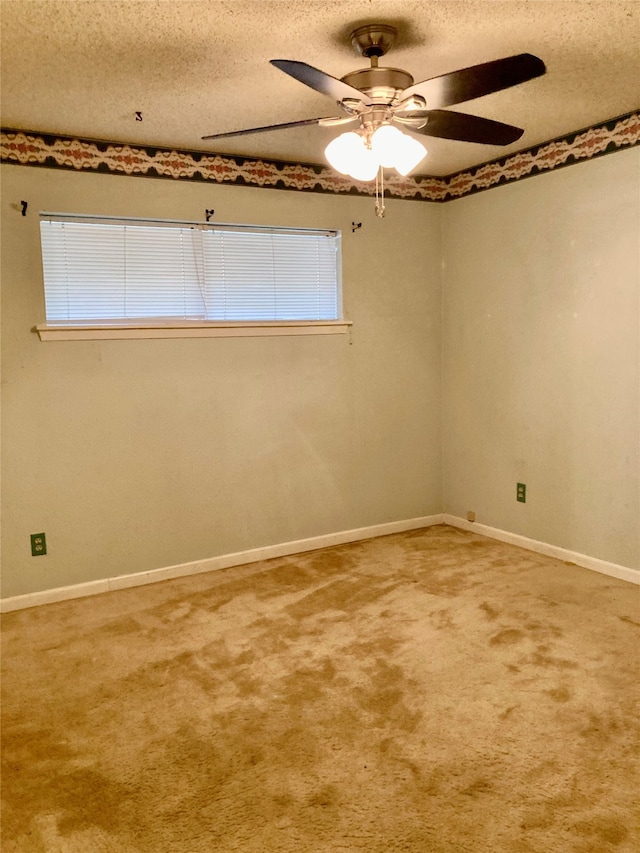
39,215 -> 341,323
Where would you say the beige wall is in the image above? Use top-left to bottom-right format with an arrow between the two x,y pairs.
442,148 -> 640,569
2,146 -> 638,599
1,166 -> 443,597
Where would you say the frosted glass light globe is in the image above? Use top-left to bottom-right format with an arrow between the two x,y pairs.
348,147 -> 379,182
371,125 -> 405,168
394,134 -> 428,176
325,132 -> 380,182
324,132 -> 366,175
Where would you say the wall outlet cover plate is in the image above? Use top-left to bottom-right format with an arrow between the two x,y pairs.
30,532 -> 47,556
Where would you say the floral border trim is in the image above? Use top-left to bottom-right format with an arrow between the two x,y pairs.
441,111 -> 640,201
1,111 -> 638,202
0,128 -> 444,201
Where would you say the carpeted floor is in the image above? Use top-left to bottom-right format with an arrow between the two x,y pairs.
2,525 -> 639,852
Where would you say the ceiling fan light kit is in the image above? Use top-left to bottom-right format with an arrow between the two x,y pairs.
325,125 -> 427,181
202,23 -> 546,215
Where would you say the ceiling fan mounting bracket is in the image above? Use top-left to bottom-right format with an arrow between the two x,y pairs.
349,24 -> 397,60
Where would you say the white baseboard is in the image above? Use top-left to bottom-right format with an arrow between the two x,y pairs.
443,514 -> 640,586
3,513 -> 637,613
0,514 -> 445,613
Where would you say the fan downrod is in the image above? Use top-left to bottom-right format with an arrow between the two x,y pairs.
343,24 -> 412,101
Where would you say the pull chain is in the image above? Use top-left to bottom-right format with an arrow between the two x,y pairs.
375,166 -> 386,218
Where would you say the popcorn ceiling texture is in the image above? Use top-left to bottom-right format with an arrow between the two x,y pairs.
1,1 -> 639,176
2,526 -> 639,852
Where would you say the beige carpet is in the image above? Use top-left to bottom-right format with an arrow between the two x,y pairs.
2,525 -> 639,852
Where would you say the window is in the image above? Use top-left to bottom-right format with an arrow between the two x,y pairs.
37,214 -> 349,340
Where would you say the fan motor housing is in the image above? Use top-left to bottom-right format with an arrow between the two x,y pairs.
341,67 -> 414,104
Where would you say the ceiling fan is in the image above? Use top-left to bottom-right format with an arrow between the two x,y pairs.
202,24 -> 546,182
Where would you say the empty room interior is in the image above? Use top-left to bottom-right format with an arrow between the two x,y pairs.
1,1 -> 639,851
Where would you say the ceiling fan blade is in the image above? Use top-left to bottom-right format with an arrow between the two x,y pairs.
202,117 -> 328,141
406,110 -> 524,145
271,59 -> 370,105
401,53 -> 546,109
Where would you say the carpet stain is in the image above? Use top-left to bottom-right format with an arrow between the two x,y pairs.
546,685 -> 573,703
579,711 -> 628,745
573,814 -> 630,845
479,602 -> 500,620
1,724 -> 134,842
526,648 -> 579,669
490,628 -> 526,646
306,783 -> 340,808
98,615 -> 144,636
430,608 -> 455,630
281,658 -> 337,704
520,804 -> 555,830
461,777 -> 493,797
524,620 -> 564,639
499,705 -> 517,719
285,576 -> 399,619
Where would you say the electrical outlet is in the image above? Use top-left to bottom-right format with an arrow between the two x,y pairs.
517,483 -> 526,503
467,511 -> 476,522
30,532 -> 47,556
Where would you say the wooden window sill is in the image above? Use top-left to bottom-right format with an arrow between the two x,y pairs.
35,321 -> 352,341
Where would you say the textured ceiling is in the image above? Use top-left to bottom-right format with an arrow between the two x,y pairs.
1,0 -> 639,177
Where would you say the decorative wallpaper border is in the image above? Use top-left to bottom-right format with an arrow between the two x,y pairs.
441,111 -> 640,201
1,111 -> 638,202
